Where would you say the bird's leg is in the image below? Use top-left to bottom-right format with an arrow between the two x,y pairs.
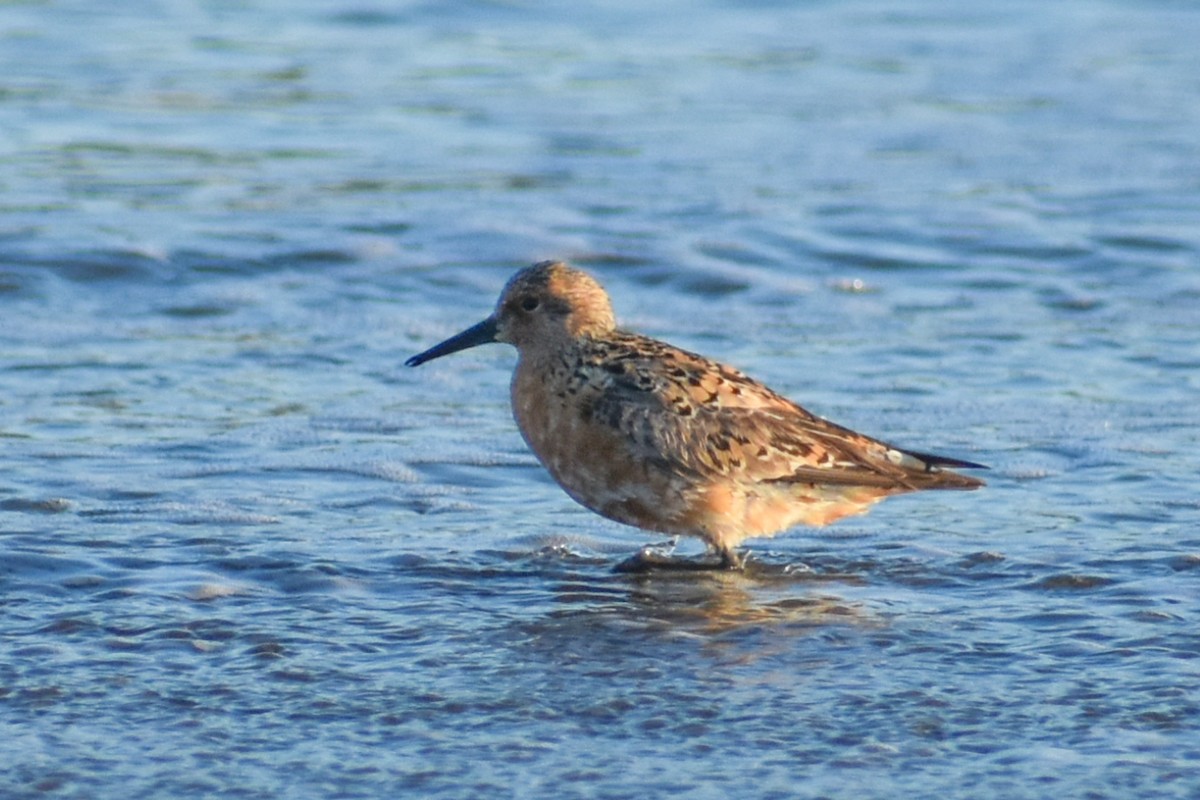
717,546 -> 745,571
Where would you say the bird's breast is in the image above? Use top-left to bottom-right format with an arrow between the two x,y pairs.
510,359 -> 687,532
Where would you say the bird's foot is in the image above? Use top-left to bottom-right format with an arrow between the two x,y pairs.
614,546 -> 744,574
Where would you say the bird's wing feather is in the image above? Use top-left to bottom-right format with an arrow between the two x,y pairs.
581,334 -> 975,490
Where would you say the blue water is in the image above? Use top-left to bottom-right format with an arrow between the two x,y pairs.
3,1 -> 1200,797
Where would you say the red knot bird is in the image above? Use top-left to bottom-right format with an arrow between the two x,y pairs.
407,260 -> 986,571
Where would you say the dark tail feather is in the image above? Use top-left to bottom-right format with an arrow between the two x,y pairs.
901,449 -> 988,472
896,448 -> 988,490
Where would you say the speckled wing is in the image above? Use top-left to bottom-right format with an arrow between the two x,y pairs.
582,333 -> 983,491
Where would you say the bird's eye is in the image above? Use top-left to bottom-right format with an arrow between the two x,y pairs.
520,296 -> 540,312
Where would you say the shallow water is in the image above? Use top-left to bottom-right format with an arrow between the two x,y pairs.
3,1 -> 1200,797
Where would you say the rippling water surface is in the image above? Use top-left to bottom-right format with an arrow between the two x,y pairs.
3,1 -> 1200,798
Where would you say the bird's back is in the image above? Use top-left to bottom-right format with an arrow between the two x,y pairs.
571,330 -> 984,494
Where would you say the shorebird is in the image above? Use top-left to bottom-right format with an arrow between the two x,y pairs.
407,261 -> 985,570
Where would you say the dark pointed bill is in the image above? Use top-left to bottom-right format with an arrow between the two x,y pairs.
405,316 -> 499,367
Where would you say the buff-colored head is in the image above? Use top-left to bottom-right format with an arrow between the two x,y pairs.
494,261 -> 616,347
405,261 -> 616,367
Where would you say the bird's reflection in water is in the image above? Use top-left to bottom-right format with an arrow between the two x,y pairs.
534,554 -> 871,646
619,561 -> 867,635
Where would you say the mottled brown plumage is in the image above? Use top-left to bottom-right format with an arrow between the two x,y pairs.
407,260 -> 985,569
